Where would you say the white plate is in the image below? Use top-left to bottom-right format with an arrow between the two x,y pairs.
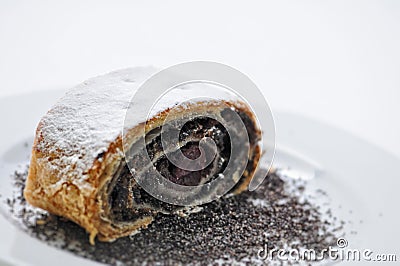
0,90 -> 399,265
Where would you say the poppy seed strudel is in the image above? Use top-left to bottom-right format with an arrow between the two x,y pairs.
24,67 -> 262,244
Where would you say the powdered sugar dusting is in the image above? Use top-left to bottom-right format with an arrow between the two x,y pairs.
35,67 -> 159,186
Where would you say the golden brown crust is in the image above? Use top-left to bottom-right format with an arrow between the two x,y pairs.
24,99 -> 261,244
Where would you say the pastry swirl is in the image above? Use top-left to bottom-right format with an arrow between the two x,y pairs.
24,67 -> 262,243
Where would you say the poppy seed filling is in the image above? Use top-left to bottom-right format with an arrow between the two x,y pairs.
108,109 -> 259,223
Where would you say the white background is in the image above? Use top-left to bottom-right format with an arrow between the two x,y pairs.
0,0 -> 399,158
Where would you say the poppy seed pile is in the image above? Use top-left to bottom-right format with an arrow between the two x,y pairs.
4,166 -> 343,265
